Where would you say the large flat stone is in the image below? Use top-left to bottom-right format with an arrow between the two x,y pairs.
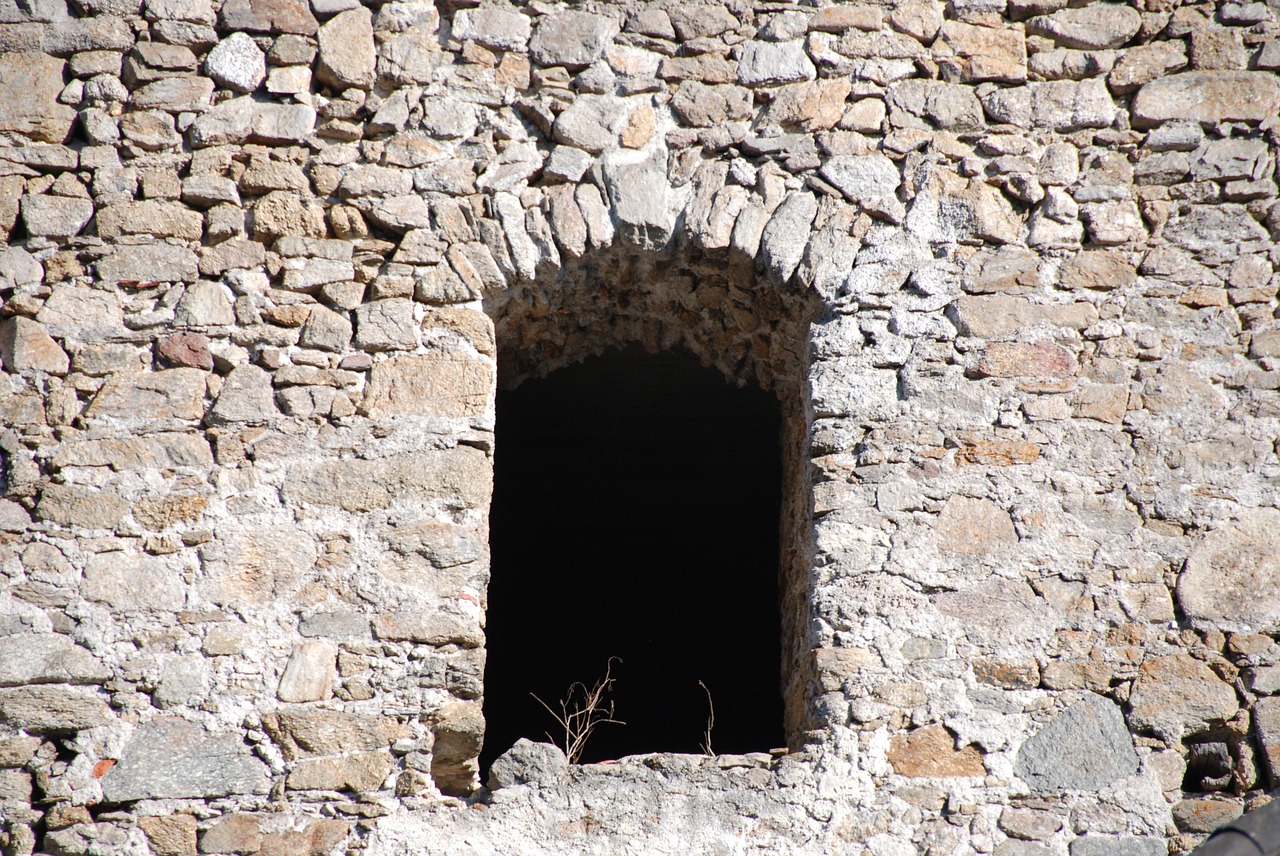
1132,72 -> 1280,127
85,368 -> 207,422
1178,509 -> 1280,633
0,634 -> 109,686
0,685 -> 114,732
360,353 -> 492,419
101,718 -> 270,802
282,447 -> 491,513
0,53 -> 74,142
1127,654 -> 1240,742
1015,694 -> 1138,792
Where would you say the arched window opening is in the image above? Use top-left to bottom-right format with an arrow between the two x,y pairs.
481,346 -> 786,769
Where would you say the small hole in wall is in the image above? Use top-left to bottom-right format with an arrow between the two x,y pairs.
482,346 -> 786,770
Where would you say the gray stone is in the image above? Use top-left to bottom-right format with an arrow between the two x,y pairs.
218,0 -> 317,34
20,194 -> 93,238
552,95 -> 628,154
603,147 -> 675,250
819,154 -> 901,204
1015,694 -> 1139,792
452,7 -> 529,51
83,552 -> 187,610
0,686 -> 114,732
282,447 -> 491,513
208,364 -> 276,425
1127,654 -> 1239,742
85,368 -> 207,422
670,82 -> 753,127
0,317 -> 68,375
1165,205 -> 1268,259
299,305 -> 354,352
204,32 -> 266,92
101,718 -> 270,801
488,739 -> 569,790
738,40 -> 815,85
174,281 -> 235,327
96,244 -> 199,283
1178,509 -> 1280,633
0,634 -> 109,686
354,299 -> 418,352
529,11 -> 619,68
37,484 -> 130,530
1068,838 -> 1164,856
1256,697 -> 1280,788
759,191 -> 817,283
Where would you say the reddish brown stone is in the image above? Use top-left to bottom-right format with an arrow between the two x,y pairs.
158,332 -> 214,371
972,341 -> 1078,379
888,725 -> 985,778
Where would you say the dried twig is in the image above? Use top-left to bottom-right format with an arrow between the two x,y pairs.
531,657 -> 625,763
698,679 -> 715,757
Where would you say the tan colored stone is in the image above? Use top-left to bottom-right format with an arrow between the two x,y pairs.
53,434 -> 213,471
361,353 -> 492,419
670,82 -> 753,127
37,484 -> 129,530
83,551 -> 186,610
253,191 -> 327,241
316,7 -> 375,89
0,317 -> 67,375
814,646 -> 879,692
287,751 -> 393,792
1128,654 -> 1240,741
372,611 -> 484,648
431,702 -> 483,796
95,202 -> 204,242
888,725 -> 985,778
0,686 -> 114,732
935,21 -> 1026,83
765,79 -> 851,131
284,447 -> 490,513
935,496 -> 1017,555
133,494 -> 208,530
1132,72 -> 1280,127
139,815 -> 197,856
198,526 -> 318,605
1058,250 -> 1136,291
0,53 -> 75,142
262,711 -> 410,760
952,295 -> 1098,338
974,659 -> 1040,690
85,368 -> 207,422
1075,384 -> 1128,424
972,342 -> 1077,379
199,813 -> 262,855
955,440 -> 1040,466
1178,509 -> 1280,634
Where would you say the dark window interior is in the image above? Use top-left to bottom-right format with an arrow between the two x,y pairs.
482,346 -> 785,770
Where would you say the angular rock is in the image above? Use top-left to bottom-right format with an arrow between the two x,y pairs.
1128,654 -> 1240,742
354,299 -> 418,352
317,6 -> 374,89
759,191 -> 817,283
36,484 -> 129,530
935,496 -> 1017,554
158,331 -> 214,370
935,21 -> 1026,83
529,11 -> 619,68
603,147 -> 675,250
83,551 -> 186,610
0,686 -> 114,732
101,719 -> 270,802
1177,509 -> 1280,634
1107,41 -> 1186,93
282,447 -> 491,513
670,82 -> 752,127
888,725 -> 985,777
0,634 -> 109,687
0,317 -> 68,375
0,53 -> 75,142
372,611 -> 484,648
219,0 -> 317,35
552,94 -> 628,153
96,244 -> 199,283
207,364 -> 276,425
174,281 -> 235,327
86,368 -> 207,422
1256,697 -> 1280,788
204,32 -> 266,92
972,341 -> 1077,378
1015,695 -> 1138,792
137,815 -> 196,856
1132,72 -> 1280,127
262,710 -> 410,760
197,525 -> 317,604
288,751 -> 393,792
488,739 -> 569,790
20,194 -> 93,238
277,640 -> 336,702
1069,838 -> 1164,856
452,8 -> 529,51
738,39 -> 815,85
820,154 -> 900,204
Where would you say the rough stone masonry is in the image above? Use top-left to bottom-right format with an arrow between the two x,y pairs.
0,0 -> 1279,852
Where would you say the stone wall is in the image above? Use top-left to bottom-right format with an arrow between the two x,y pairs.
0,0 -> 1279,852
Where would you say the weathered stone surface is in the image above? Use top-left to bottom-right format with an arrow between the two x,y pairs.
1127,654 -> 1240,742
1026,5 -> 1140,50
972,342 -> 1077,378
602,147 -> 676,250
488,739 -> 569,790
1178,509 -> 1280,633
137,815 -> 197,856
670,82 -> 752,126
200,814 -> 349,856
361,353 -> 491,418
431,702 -> 483,796
0,53 -> 75,142
289,751 -> 394,792
0,634 -> 109,686
819,154 -> 901,204
0,686 -> 114,732
219,0 -> 317,35
158,331 -> 214,370
96,244 -> 199,283
1058,251 -> 1135,290
529,11 -> 618,68
935,21 -> 1026,83
453,8 -> 529,51
935,496 -> 1017,554
0,317 -> 68,374
204,32 -> 265,92
759,191 -> 817,283
317,7 -> 374,88
20,194 -> 93,238
84,551 -> 187,610
1256,697 -> 1280,788
284,447 -> 490,513
174,281 -> 235,327
86,368 -> 206,422
198,525 -> 317,604
37,484 -> 130,530
207,364 -> 275,425
888,725 -> 985,777
1015,695 -> 1138,792
1132,72 -> 1280,126
372,611 -> 484,648
738,40 -> 815,85
354,299 -> 418,351
1172,799 -> 1242,833
263,711 -> 410,760
552,94 -> 628,153
277,640 -> 336,702
101,719 -> 270,801
1069,838 -> 1164,856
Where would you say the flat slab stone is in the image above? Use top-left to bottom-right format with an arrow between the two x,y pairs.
1015,694 -> 1138,792
101,718 -> 270,802
1132,72 -> 1280,127
1177,508 -> 1280,634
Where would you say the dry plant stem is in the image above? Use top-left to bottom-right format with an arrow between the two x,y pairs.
699,680 -> 715,757
531,657 -> 625,763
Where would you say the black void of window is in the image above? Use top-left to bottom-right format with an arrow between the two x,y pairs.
482,346 -> 786,770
